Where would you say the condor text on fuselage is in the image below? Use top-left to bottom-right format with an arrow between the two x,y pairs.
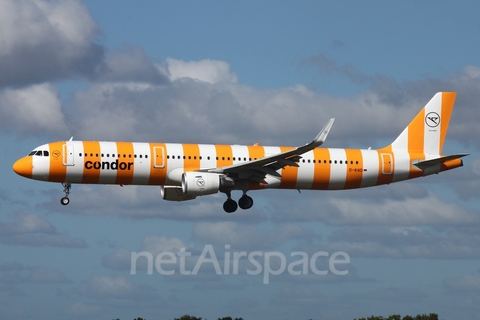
84,159 -> 134,171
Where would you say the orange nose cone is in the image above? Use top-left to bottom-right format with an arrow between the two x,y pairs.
12,157 -> 33,178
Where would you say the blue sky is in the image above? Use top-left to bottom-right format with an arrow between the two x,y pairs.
2,1 -> 480,319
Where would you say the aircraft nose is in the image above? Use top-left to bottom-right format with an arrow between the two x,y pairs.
12,157 -> 33,178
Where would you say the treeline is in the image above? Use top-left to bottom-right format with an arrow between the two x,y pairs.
354,314 -> 439,320
117,316 -> 243,320
120,313 -> 439,320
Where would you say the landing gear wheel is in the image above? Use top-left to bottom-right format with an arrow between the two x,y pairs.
223,199 -> 238,213
61,182 -> 71,206
238,195 -> 254,210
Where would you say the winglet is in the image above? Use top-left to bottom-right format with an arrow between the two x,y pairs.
311,118 -> 335,148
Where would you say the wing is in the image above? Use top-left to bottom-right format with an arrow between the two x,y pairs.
200,118 -> 335,185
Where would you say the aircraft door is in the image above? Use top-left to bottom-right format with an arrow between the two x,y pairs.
381,153 -> 393,175
153,147 -> 165,168
62,144 -> 75,166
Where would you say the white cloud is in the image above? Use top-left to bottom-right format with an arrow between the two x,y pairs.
0,212 -> 86,248
0,0 -> 103,86
166,58 -> 238,84
0,83 -> 68,136
76,275 -> 157,300
141,235 -> 190,254
95,46 -> 169,84
444,272 -> 480,293
193,221 -> 317,250
325,192 -> 478,226
327,225 -> 480,259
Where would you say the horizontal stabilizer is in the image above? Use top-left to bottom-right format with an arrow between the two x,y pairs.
413,153 -> 468,170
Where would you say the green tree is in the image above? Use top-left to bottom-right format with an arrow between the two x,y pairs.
354,314 -> 439,320
174,315 -> 202,320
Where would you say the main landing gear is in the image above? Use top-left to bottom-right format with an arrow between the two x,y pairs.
60,182 -> 71,206
223,191 -> 254,213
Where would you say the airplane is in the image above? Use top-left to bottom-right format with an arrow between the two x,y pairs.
12,92 -> 468,213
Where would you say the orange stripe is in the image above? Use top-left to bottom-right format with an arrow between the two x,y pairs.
48,142 -> 67,182
246,145 -> 266,189
279,146 -> 298,189
344,149 -> 363,189
408,108 -> 425,153
183,144 -> 201,171
439,92 -> 456,154
311,148 -> 330,190
82,141 -> 101,184
214,145 -> 233,167
441,158 -> 463,172
115,142 -> 135,185
247,145 -> 265,161
148,143 -> 167,185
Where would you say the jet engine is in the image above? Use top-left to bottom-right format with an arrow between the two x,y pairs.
160,186 -> 197,201
161,172 -> 235,201
182,172 -> 222,196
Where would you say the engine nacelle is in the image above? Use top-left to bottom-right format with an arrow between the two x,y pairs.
182,172 -> 221,196
161,186 -> 197,201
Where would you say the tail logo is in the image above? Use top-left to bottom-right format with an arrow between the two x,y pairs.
425,112 -> 440,128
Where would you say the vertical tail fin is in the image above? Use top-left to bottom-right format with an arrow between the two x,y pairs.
389,92 -> 456,155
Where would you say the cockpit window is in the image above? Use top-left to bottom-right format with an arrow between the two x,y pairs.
28,150 -> 49,156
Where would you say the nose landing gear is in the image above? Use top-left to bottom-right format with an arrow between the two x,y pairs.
60,182 -> 71,206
